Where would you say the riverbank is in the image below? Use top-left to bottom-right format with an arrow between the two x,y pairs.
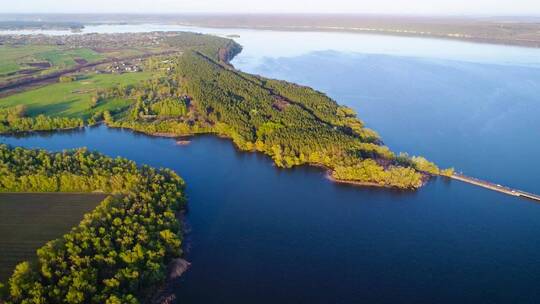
327,170 -> 431,189
0,125 -> 84,136
326,170 -> 393,188
149,210 -> 191,304
113,122 -> 429,191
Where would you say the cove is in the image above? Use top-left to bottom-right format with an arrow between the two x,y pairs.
2,125 -> 540,303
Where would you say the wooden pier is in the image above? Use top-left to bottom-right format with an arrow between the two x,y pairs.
450,173 -> 540,202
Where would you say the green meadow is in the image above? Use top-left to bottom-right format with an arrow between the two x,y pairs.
0,46 -> 104,80
35,48 -> 103,67
0,71 -> 153,119
0,45 -> 54,76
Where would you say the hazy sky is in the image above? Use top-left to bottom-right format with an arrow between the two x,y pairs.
2,0 -> 540,15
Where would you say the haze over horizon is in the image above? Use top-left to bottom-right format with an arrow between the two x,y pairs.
2,0 -> 540,16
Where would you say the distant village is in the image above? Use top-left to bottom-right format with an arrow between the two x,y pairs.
100,59 -> 144,74
0,31 -> 175,48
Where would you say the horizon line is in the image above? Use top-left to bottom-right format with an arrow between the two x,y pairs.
1,12 -> 540,18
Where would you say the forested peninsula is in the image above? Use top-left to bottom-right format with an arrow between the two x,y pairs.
0,32 -> 452,189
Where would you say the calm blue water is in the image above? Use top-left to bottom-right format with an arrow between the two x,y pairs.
2,126 -> 539,303
2,26 -> 540,303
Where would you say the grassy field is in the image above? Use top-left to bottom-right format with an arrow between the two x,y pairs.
0,193 -> 106,282
0,45 -> 55,76
0,62 -> 21,76
36,48 -> 104,68
0,71 -> 153,119
0,45 -> 104,81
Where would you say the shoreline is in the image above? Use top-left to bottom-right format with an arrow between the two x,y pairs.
325,171 -> 395,189
112,124 -> 429,191
325,167 -> 431,189
149,210 -> 191,304
0,126 -> 84,136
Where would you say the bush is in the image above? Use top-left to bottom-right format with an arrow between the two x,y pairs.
59,75 -> 77,83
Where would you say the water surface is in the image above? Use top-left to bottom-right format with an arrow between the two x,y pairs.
2,126 -> 540,304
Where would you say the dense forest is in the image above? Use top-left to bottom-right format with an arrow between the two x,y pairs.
0,145 -> 185,303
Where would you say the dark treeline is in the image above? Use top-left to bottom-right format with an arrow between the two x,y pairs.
0,21 -> 84,31
0,145 -> 185,303
162,33 -> 242,63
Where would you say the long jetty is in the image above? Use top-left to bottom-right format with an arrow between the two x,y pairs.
450,173 -> 540,202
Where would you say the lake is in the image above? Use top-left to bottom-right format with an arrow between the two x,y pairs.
1,26 -> 540,303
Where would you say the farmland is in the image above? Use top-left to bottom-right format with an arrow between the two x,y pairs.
0,45 -> 55,76
0,45 -> 104,83
0,193 -> 106,282
34,48 -> 102,67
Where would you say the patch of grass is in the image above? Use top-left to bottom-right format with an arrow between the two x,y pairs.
98,48 -> 145,58
35,50 -> 75,67
0,45 -> 55,76
0,193 -> 106,282
0,45 -> 55,62
36,48 -> 103,68
0,62 -> 20,76
0,71 -> 153,119
0,46 -> 105,82
69,48 -> 104,62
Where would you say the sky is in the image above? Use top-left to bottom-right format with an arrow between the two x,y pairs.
2,0 -> 540,16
